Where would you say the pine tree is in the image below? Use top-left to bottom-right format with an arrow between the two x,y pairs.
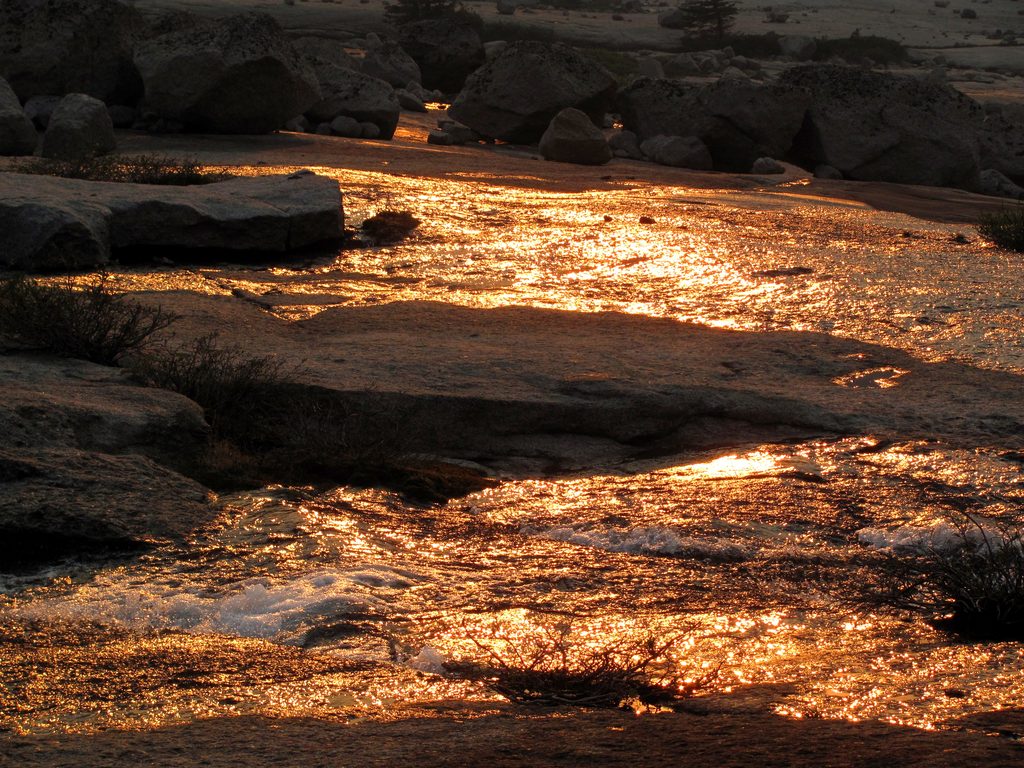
665,0 -> 739,40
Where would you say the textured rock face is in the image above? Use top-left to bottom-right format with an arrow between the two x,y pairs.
780,64 -> 983,189
399,18 -> 485,94
40,93 -> 116,161
0,353 -> 212,557
361,38 -> 421,88
305,63 -> 400,139
0,0 -> 144,103
449,41 -> 617,144
294,36 -> 359,71
539,107 -> 611,165
134,13 -> 320,134
978,101 -> 1024,183
617,77 -> 810,172
640,134 -> 713,169
0,76 -> 36,155
0,355 -> 208,465
0,170 -> 344,270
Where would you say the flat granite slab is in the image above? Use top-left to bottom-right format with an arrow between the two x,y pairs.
144,294 -> 1024,473
0,169 -> 343,270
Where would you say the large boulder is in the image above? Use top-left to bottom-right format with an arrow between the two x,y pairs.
305,64 -> 400,139
978,101 -> 1024,182
0,353 -> 212,561
780,64 -> 983,188
134,13 -> 320,134
0,354 -> 208,466
0,170 -> 344,270
617,77 -> 810,172
0,0 -> 144,104
538,107 -> 611,165
40,93 -> 116,161
640,134 -> 712,169
294,36 -> 360,71
399,18 -> 485,94
0,76 -> 36,155
362,37 -> 421,88
448,41 -> 617,144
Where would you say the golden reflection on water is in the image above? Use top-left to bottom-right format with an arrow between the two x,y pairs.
11,158 -> 1024,736
93,161 -> 1024,373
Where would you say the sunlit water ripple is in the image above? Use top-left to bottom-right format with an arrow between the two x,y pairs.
3,148 -> 1024,736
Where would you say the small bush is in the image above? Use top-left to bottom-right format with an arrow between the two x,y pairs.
0,276 -> 177,365
361,210 -> 421,243
979,205 -> 1024,252
862,515 -> 1024,640
130,334 -> 293,442
448,619 -> 716,707
17,155 -> 229,186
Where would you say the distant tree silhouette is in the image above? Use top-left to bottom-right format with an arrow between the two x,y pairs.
668,0 -> 739,40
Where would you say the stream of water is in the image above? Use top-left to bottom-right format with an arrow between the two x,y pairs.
2,138 -> 1023,737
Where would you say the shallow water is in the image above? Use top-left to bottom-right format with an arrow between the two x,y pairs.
4,137 -> 1024,737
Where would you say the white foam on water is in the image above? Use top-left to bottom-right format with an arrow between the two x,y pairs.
14,566 -> 424,643
406,645 -> 447,674
530,525 -> 752,561
857,520 -> 1009,552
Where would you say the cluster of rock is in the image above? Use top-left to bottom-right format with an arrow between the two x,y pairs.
0,0 -> 484,150
648,47 -> 765,80
441,40 -> 1021,196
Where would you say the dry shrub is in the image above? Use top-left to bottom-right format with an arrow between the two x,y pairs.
862,515 -> 1024,640
0,276 -> 177,365
129,333 -> 294,442
979,204 -> 1024,252
447,618 -> 717,707
132,335 -> 491,500
17,154 -> 229,186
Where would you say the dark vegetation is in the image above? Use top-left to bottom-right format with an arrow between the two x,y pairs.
14,154 -> 230,185
862,515 -> 1024,641
0,276 -> 177,365
669,0 -> 739,41
447,620 -> 717,707
678,32 -> 907,64
0,277 -> 493,502
979,204 -> 1024,252
383,0 -> 481,27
